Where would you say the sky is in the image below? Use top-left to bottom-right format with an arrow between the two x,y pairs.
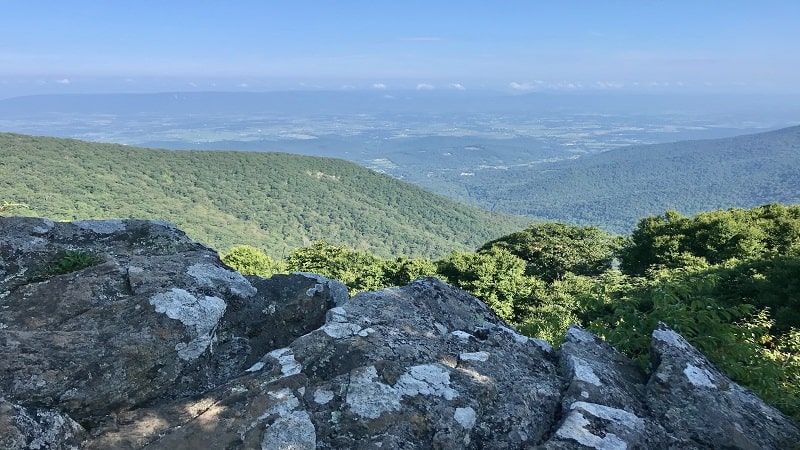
1,1 -> 799,97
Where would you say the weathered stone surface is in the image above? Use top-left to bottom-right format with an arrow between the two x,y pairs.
0,399 -> 86,450
1,217 -> 798,449
646,322 -> 799,449
0,217 -> 345,433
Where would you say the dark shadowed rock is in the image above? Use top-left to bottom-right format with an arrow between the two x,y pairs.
1,217 -> 797,449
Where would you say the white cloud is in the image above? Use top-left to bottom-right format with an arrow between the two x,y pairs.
55,78 -> 70,85
239,83 -> 249,88
594,81 -> 624,89
188,81 -> 198,87
372,83 -> 386,89
549,81 -> 582,90
509,81 -> 543,91
449,83 -> 466,91
416,83 -> 434,90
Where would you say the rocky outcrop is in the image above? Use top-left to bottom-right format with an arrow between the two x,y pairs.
0,217 -> 797,449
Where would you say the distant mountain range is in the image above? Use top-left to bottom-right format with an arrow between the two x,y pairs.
0,133 -> 526,258
454,125 -> 800,232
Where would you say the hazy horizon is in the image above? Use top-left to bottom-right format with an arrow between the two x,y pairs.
1,1 -> 798,98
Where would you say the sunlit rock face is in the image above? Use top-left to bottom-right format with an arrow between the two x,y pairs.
1,217 -> 797,449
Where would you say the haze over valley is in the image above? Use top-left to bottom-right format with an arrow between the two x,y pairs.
2,91 -> 798,233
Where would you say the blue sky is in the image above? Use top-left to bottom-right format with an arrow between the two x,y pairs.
1,1 -> 798,96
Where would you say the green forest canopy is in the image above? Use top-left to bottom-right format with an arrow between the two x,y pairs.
455,125 -> 800,233
0,132 -> 527,259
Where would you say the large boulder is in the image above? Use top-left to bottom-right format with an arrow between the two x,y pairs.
1,217 -> 797,449
0,218 -> 346,434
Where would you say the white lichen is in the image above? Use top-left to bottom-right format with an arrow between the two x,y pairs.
346,364 -> 459,419
555,401 -> 644,449
149,288 -> 226,360
569,356 -> 602,387
345,366 -> 402,419
454,407 -> 477,429
313,389 -> 335,405
261,388 -> 301,419
451,330 -> 473,341
652,326 -> 688,350
322,322 -> 363,339
293,272 -> 349,306
267,347 -> 302,378
566,326 -> 597,344
459,351 -> 490,362
684,364 -> 716,388
570,402 -> 645,429
555,411 -> 628,450
261,410 -> 316,450
246,362 -> 265,372
396,364 -> 459,400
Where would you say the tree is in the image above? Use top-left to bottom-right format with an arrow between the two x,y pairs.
437,247 -> 536,324
480,222 -> 620,282
285,241 -> 387,294
222,245 -> 284,277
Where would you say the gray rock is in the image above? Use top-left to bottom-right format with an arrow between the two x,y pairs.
0,217 -> 345,434
646,322 -> 799,449
1,217 -> 797,449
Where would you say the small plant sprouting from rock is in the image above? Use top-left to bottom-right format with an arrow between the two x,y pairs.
30,250 -> 104,282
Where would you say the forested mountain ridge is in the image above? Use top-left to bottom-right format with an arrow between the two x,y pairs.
460,125 -> 800,232
0,132 -> 527,258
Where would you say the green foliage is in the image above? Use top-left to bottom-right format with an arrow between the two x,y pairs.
285,241 -> 389,295
222,245 -> 285,278
518,274 -> 593,345
620,204 -> 800,275
437,247 -> 536,324
480,222 -> 620,282
382,257 -> 439,287
0,132 -> 526,259
31,250 -> 103,281
0,201 -> 28,215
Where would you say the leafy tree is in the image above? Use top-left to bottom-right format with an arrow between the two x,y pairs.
285,241 -> 388,294
222,245 -> 285,277
620,204 -> 800,275
480,222 -> 620,282
437,247 -> 536,323
383,256 -> 439,287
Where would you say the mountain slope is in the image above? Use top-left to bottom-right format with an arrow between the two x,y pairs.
462,125 -> 800,232
0,133 -> 527,258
